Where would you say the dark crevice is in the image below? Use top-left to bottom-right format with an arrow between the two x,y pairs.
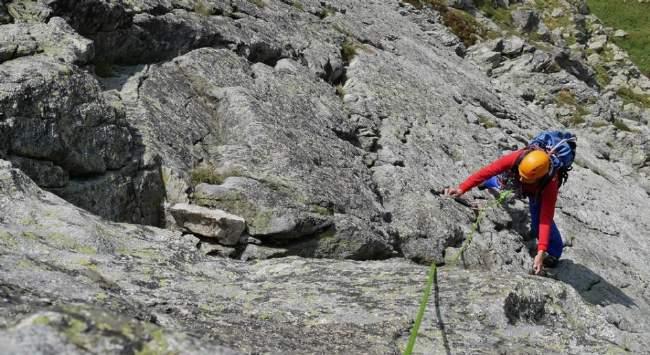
400,128 -> 410,144
332,128 -> 362,148
240,42 -> 286,66
323,59 -> 346,85
585,278 -> 602,292
370,182 -> 385,208
475,98 -> 517,121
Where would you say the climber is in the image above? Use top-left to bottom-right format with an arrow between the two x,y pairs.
444,148 -> 565,275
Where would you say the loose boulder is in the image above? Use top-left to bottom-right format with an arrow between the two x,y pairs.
169,203 -> 246,245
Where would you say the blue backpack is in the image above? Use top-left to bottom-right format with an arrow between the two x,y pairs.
520,131 -> 577,187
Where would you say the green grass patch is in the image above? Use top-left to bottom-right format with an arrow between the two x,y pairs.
586,0 -> 650,77
475,0 -> 513,28
593,64 -> 611,87
591,120 -> 609,128
613,119 -> 632,131
401,0 -> 486,46
248,0 -> 265,7
318,7 -> 335,18
566,106 -> 588,126
555,89 -> 589,126
341,39 -> 364,63
444,7 -> 486,46
555,89 -> 577,106
190,165 -> 243,186
194,0 -> 214,16
291,1 -> 304,10
617,87 -> 650,108
477,114 -> 497,128
335,84 -> 345,98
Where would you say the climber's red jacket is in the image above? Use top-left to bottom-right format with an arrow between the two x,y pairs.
457,150 -> 559,253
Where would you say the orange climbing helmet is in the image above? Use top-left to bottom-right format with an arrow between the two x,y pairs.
518,150 -> 551,184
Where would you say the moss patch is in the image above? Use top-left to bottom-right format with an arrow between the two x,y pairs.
341,39 -> 362,63
617,87 -> 650,109
555,89 -> 577,106
593,64 -> 611,87
48,232 -> 97,255
613,119 -> 632,132
190,165 -> 243,186
476,0 -> 513,28
291,1 -> 304,11
248,0 -> 265,8
402,0 -> 486,46
444,7 -> 487,47
194,0 -> 215,16
477,114 -> 497,128
136,329 -> 175,355
335,84 -> 345,98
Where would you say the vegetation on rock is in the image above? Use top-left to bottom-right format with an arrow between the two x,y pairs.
586,0 -> 650,76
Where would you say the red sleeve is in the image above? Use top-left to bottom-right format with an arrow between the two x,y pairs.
458,150 -> 523,193
536,176 -> 559,252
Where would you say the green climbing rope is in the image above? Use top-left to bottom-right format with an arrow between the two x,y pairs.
403,259 -> 437,355
403,190 -> 512,355
448,190 -> 512,266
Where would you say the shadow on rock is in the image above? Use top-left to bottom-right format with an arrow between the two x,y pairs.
552,259 -> 637,308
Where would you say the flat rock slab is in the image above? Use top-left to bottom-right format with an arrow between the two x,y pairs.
169,203 -> 245,245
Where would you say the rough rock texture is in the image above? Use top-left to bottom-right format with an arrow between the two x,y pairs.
169,203 -> 245,244
0,18 -> 164,226
1,0 -> 650,352
0,163 -> 646,353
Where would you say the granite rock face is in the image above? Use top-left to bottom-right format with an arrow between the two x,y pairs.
1,0 -> 650,352
0,163 -> 646,353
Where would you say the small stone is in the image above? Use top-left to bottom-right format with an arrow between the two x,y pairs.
169,203 -> 246,245
613,29 -> 628,38
586,53 -> 601,65
588,35 -> 607,52
501,36 -> 525,57
551,8 -> 563,18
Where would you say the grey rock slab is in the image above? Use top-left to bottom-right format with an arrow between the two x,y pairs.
8,155 -> 68,188
0,309 -> 241,355
0,56 -> 130,171
239,244 -> 288,261
6,0 -> 51,23
120,47 -> 393,257
193,178 -> 333,240
0,164 -> 646,353
169,203 -> 245,245
0,17 -> 94,64
0,45 -> 165,224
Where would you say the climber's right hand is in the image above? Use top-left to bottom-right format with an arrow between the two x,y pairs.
443,187 -> 464,197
